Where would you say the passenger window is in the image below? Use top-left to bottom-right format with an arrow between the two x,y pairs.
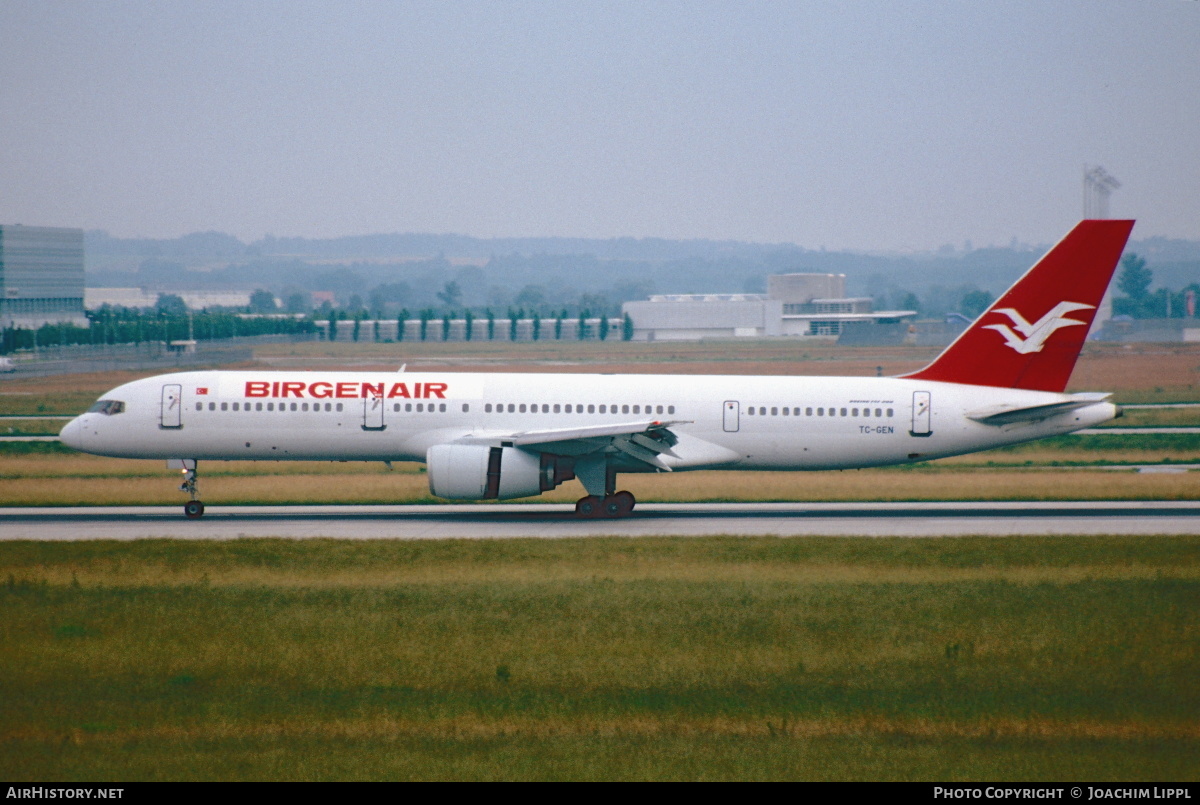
519,404 -> 527,413
887,408 -> 894,417
748,407 -> 755,416
440,403 -> 446,412
622,405 -> 630,414
195,403 -> 203,411
840,408 -> 847,417
771,407 -> 778,416
599,405 -> 606,414
667,406 -> 675,414
588,404 -> 595,413
463,404 -> 469,412
553,404 -> 561,413
852,408 -> 858,417
782,407 -> 789,416
485,403 -> 492,413
876,408 -> 883,417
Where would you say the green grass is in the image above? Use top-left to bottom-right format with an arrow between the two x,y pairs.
1,536 -> 1197,781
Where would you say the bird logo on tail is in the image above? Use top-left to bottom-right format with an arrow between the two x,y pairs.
982,301 -> 1095,355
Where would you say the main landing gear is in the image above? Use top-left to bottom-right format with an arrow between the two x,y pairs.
179,464 -> 205,519
575,490 -> 636,519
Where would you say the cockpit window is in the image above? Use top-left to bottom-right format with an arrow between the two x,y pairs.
87,399 -> 126,416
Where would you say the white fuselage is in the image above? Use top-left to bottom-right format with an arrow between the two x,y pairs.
60,370 -> 1117,472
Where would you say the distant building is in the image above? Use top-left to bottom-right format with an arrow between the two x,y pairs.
0,225 -> 86,328
84,288 -> 258,310
1093,316 -> 1200,344
622,273 -> 916,341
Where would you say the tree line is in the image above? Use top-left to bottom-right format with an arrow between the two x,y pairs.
0,307 -> 317,355
1113,254 -> 1200,319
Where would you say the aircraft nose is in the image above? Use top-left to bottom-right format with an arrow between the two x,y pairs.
59,416 -> 89,451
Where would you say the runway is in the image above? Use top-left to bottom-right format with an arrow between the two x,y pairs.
1,501 -> 1198,540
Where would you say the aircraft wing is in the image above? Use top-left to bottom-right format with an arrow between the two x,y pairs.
455,419 -> 690,470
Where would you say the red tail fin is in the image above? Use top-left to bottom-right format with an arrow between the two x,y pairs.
904,219 -> 1134,392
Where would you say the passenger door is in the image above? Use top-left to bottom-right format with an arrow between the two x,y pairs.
723,400 -> 740,433
362,392 -> 386,431
910,391 -> 932,437
160,384 -> 182,429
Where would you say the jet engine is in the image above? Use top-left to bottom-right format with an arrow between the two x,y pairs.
426,444 -> 575,500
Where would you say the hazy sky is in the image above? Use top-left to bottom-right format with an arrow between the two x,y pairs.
1,1 -> 1197,251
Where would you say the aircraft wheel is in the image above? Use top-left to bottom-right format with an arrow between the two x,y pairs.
575,495 -> 602,518
601,491 -> 636,518
184,500 -> 205,519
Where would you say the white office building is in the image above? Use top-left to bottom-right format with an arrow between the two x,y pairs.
622,273 -> 916,341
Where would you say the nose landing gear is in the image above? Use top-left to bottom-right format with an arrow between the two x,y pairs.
178,464 -> 205,519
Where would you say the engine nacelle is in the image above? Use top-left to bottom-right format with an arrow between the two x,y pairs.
426,444 -> 575,500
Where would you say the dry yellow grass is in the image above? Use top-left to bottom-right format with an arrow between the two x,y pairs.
0,454 -> 423,479
4,342 -> 1199,410
2,465 -> 1196,506
939,445 -> 1200,464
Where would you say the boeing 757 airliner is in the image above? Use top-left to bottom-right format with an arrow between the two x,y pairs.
60,219 -> 1135,518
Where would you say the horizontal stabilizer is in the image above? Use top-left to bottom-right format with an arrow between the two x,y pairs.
967,393 -> 1112,426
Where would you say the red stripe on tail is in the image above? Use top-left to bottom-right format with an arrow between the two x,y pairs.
903,219 -> 1134,392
